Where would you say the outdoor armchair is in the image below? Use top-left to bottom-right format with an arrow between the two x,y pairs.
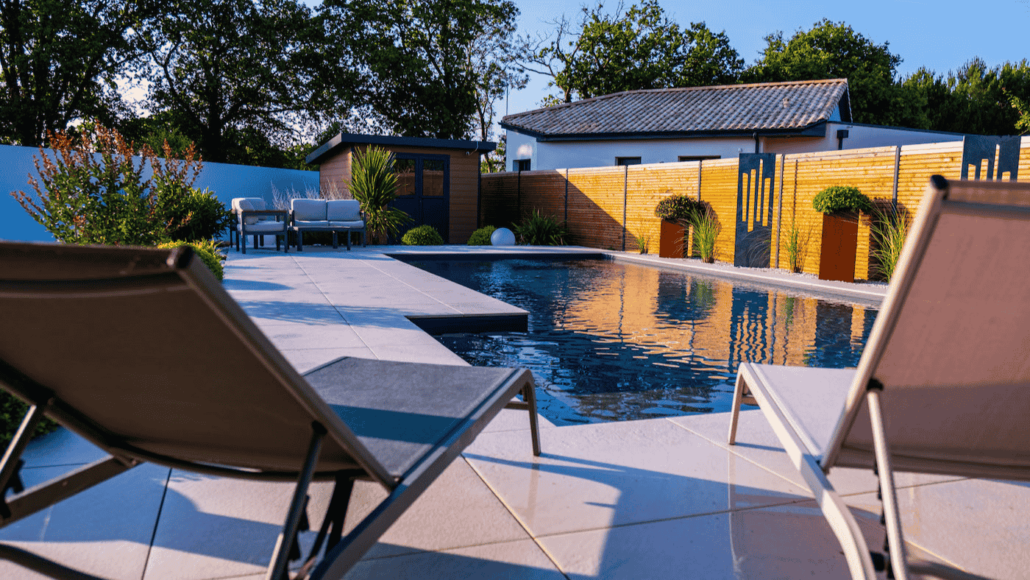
232,197 -> 288,254
0,241 -> 541,579
728,176 -> 1030,580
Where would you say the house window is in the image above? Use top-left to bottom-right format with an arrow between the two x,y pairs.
514,159 -> 531,172
616,157 -> 641,166
677,155 -> 721,162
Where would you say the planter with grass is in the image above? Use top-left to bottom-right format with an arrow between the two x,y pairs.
812,186 -> 873,282
654,195 -> 702,258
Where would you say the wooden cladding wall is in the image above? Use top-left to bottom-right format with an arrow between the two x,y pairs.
480,137 -> 1030,278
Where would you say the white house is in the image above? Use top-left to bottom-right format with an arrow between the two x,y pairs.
501,79 -> 966,171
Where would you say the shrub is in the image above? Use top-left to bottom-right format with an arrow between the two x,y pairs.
11,125 -> 222,246
633,232 -> 649,254
12,125 -> 164,245
691,206 -> 720,263
812,186 -> 873,215
401,225 -> 445,246
468,225 -> 497,245
783,218 -> 811,273
349,145 -> 410,242
513,210 -> 568,245
870,205 -> 910,281
159,239 -> 226,280
1,394 -> 57,449
655,194 -> 703,223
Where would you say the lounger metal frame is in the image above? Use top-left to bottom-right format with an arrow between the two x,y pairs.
728,175 -> 1025,580
0,243 -> 541,580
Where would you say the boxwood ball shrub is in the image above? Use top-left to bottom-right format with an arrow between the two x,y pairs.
159,240 -> 226,280
655,194 -> 703,222
812,186 -> 873,215
468,225 -> 496,245
401,225 -> 445,245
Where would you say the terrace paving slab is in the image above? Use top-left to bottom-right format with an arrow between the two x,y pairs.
7,245 -> 1028,579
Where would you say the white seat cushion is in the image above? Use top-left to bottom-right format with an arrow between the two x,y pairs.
329,220 -> 365,229
745,363 -> 855,458
293,220 -> 332,229
292,199 -> 327,221
327,200 -> 362,221
240,221 -> 286,233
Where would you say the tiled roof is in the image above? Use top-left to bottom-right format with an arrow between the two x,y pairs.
500,79 -> 850,139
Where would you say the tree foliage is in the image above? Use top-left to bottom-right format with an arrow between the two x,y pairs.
522,0 -> 743,102
900,58 -> 1030,135
139,0 -> 328,164
323,0 -> 521,140
0,0 -> 150,146
744,19 -> 904,125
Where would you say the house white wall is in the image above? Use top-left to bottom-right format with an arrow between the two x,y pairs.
506,131 -> 755,171
765,122 -> 965,155
507,122 -> 967,171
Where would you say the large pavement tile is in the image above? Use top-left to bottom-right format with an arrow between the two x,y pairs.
281,347 -> 378,373
233,300 -> 347,325
0,464 -> 170,580
479,407 -> 557,434
538,499 -> 942,580
347,321 -> 447,347
367,344 -> 469,366
463,418 -> 808,537
260,323 -> 367,351
843,479 -> 1030,579
342,539 -> 564,580
340,459 -> 533,560
20,427 -> 107,468
669,410 -> 964,496
142,473 -> 335,579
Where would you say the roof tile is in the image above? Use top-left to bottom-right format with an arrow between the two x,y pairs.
501,79 -> 849,137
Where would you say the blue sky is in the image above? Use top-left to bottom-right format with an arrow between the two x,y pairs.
299,0 -> 1028,137
503,0 -> 1029,119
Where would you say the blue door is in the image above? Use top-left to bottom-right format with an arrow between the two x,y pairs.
391,154 -> 450,242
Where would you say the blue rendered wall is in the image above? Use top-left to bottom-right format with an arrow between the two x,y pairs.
0,144 -> 318,242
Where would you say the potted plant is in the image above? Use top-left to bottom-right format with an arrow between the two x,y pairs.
349,145 -> 410,243
812,186 -> 873,282
654,194 -> 702,258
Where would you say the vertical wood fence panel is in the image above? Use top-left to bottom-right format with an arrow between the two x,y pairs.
480,138 -> 1028,278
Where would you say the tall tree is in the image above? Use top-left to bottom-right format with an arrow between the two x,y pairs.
521,1 -> 743,103
140,0 -> 329,164
323,0 -> 520,141
899,59 -> 1030,135
744,19 -> 903,125
0,0 -> 149,146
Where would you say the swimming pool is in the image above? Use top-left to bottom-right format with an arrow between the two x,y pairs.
406,258 -> 878,426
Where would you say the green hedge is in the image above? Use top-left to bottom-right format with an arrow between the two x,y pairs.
468,226 -> 496,245
401,225 -> 445,245
812,186 -> 873,215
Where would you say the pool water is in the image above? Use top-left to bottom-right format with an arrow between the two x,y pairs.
407,258 -> 878,426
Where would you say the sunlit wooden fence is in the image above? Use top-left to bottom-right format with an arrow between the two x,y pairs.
481,137 -> 1030,280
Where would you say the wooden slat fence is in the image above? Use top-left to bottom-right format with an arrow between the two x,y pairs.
480,136 -> 1030,280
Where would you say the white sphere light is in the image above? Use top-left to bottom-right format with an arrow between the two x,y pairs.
490,227 -> 516,246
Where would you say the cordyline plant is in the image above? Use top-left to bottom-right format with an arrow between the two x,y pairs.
349,145 -> 410,242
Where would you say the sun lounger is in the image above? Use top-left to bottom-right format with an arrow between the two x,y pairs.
727,176 -> 1030,580
0,241 -> 540,580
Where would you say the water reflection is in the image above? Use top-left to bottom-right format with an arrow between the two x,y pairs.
409,259 -> 877,425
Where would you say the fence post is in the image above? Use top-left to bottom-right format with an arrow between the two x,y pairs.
696,160 -> 703,201
892,146 -> 901,208
564,168 -> 569,223
774,154 -> 785,269
516,168 -> 521,222
622,165 -> 628,252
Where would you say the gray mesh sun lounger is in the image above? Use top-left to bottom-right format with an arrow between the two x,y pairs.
0,242 -> 541,579
728,176 -> 1030,580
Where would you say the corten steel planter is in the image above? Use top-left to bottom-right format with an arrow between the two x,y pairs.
659,220 -> 685,258
818,213 -> 859,282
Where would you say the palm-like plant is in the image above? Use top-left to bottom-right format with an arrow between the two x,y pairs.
349,146 -> 410,242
